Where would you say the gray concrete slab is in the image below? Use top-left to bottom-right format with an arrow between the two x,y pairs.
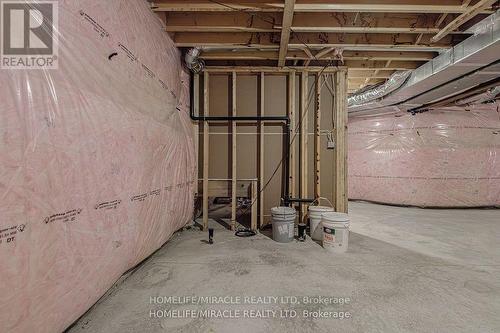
68,202 -> 500,333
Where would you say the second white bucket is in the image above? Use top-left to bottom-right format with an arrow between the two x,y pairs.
308,205 -> 335,241
321,212 -> 350,253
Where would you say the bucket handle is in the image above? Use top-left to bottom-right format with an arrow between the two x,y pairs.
311,197 -> 334,208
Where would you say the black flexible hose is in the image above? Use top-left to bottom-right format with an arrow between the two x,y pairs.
235,229 -> 256,237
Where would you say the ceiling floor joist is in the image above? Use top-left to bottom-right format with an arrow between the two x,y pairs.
199,50 -> 437,61
344,60 -> 422,70
153,0 -> 494,92
278,0 -> 295,67
172,32 -> 459,51
152,1 -> 494,14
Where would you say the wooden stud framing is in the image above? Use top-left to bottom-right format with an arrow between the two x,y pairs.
202,72 -> 210,230
299,71 -> 309,223
196,67 -> 347,230
231,71 -> 237,231
259,72 -> 265,227
314,73 -> 321,200
333,70 -> 348,213
288,71 -> 296,198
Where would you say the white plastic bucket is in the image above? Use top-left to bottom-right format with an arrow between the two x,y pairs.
321,212 -> 350,253
308,205 -> 335,241
271,206 -> 296,243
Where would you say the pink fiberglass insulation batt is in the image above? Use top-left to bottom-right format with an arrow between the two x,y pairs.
348,105 -> 500,207
0,1 -> 195,332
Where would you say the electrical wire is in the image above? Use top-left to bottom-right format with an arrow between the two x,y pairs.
235,229 -> 257,237
324,73 -> 336,129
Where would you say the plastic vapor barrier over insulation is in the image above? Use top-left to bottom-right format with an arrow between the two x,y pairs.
348,104 -> 500,207
0,1 -> 195,332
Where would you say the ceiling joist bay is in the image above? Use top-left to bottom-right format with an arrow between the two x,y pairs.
152,0 -> 495,13
163,12 -> 471,35
153,0 -> 495,91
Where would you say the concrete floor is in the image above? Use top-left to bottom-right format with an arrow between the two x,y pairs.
68,202 -> 500,333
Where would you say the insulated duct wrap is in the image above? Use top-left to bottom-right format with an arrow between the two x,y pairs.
348,70 -> 412,107
348,105 -> 500,207
184,47 -> 205,73
0,1 -> 195,332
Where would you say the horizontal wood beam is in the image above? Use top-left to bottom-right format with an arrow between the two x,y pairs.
173,32 -> 456,51
199,50 -> 437,61
152,1 -> 282,12
287,32 -> 459,50
287,26 -> 442,34
345,60 -> 423,70
291,3 -> 493,13
152,1 -> 494,13
200,50 -> 280,60
203,66 -> 346,73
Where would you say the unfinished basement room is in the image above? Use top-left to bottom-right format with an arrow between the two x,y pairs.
1,0 -> 499,332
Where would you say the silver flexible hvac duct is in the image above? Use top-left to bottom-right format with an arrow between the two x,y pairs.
347,70 -> 412,107
348,11 -> 499,116
184,47 -> 205,73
